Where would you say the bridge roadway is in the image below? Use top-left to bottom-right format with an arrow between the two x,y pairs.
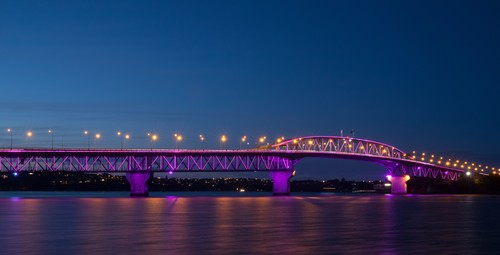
0,136 -> 472,196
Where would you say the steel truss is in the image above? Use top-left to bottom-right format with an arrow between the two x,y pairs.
409,166 -> 460,181
273,136 -> 406,159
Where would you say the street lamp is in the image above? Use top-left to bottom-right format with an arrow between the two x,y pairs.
240,135 -> 247,149
175,134 -> 183,149
124,134 -> 130,149
151,134 -> 158,150
84,130 -> 90,150
48,130 -> 54,149
7,128 -> 12,150
117,131 -> 123,149
259,136 -> 266,145
26,131 -> 33,148
95,133 -> 101,148
276,136 -> 285,144
220,135 -> 227,150
199,134 -> 205,149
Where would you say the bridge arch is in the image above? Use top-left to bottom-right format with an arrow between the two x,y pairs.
272,136 -> 407,159
270,136 -> 464,193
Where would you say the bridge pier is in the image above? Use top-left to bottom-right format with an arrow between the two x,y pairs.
126,172 -> 153,197
269,170 -> 294,195
387,175 -> 410,194
384,163 -> 411,194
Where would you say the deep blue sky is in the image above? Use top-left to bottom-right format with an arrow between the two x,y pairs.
1,0 -> 499,180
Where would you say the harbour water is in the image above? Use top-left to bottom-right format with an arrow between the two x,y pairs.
1,192 -> 499,254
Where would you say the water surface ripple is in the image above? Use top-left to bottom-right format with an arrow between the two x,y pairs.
1,193 -> 499,254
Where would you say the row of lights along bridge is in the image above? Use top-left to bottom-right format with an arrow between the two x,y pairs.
4,128 -> 497,175
4,129 -> 277,150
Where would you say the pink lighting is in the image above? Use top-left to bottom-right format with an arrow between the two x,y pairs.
0,134 -> 496,196
126,172 -> 152,196
388,175 -> 409,194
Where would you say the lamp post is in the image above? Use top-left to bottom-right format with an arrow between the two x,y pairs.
174,134 -> 182,149
84,130 -> 90,150
151,134 -> 158,150
7,128 -> 12,150
48,130 -> 53,149
240,135 -> 247,150
95,133 -> 101,148
199,134 -> 205,149
276,136 -> 284,144
124,134 -> 130,149
117,131 -> 123,149
26,131 -> 33,148
258,136 -> 266,147
220,135 -> 227,150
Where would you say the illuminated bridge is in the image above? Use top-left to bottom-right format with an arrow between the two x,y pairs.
0,136 -> 495,196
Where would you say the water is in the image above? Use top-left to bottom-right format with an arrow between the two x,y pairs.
1,192 -> 499,254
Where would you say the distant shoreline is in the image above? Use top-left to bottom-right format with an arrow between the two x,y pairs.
1,172 -> 500,194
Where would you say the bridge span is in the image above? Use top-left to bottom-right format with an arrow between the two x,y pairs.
0,136 -> 490,196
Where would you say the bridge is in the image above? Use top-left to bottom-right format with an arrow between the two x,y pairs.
0,136 -> 495,196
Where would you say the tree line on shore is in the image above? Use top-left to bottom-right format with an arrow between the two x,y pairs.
1,171 -> 499,194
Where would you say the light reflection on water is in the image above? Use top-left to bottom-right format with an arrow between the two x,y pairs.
1,193 -> 500,254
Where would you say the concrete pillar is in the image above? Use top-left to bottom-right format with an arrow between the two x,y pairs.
269,170 -> 294,195
126,172 -> 153,197
387,175 -> 409,194
383,163 -> 410,194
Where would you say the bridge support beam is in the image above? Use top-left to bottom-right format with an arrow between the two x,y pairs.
387,175 -> 410,194
269,170 -> 294,195
126,172 -> 153,197
384,163 -> 411,194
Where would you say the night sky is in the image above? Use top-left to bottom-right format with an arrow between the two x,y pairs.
1,0 -> 499,180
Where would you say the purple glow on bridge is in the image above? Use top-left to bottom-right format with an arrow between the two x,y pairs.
0,135 -> 496,195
